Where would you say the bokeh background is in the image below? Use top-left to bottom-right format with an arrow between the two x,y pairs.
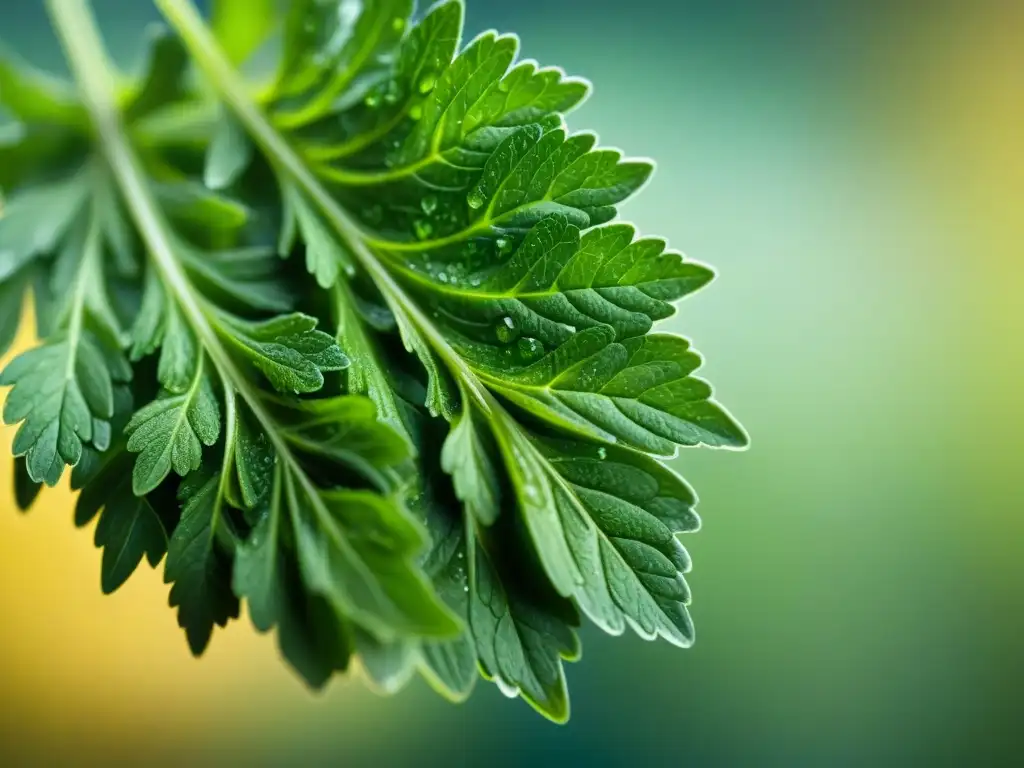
2,0 -> 1022,764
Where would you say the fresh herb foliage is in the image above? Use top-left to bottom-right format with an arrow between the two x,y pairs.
0,0 -> 747,722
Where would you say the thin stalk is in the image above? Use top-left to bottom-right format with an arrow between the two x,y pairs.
155,0 -> 497,416
46,0 -> 337,517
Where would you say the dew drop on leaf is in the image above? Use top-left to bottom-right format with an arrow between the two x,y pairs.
418,73 -> 437,94
597,447 -> 607,460
496,236 -> 513,254
408,103 -> 423,121
364,90 -> 381,108
420,194 -> 438,215
467,188 -> 485,210
522,484 -> 541,505
384,79 -> 402,105
497,78 -> 510,93
496,678 -> 520,699
391,16 -> 405,32
414,219 -> 433,240
517,337 -> 544,362
495,316 -> 519,344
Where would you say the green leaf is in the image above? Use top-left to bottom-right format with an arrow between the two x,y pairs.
480,333 -> 748,455
282,181 -> 355,288
234,464 -> 355,688
385,295 -> 459,420
332,279 -> 412,444
75,448 -> 167,594
165,473 -> 240,655
216,312 -> 348,394
0,169 -> 90,281
532,436 -> 700,646
8,0 -> 753,722
458,123 -> 649,229
469,525 -> 579,723
204,109 -> 253,189
154,179 -> 250,236
304,0 -> 463,161
395,31 -> 588,172
129,267 -> 202,392
417,491 -> 477,702
354,628 -> 419,694
441,400 -> 501,525
286,478 -> 461,642
0,266 -> 28,359
124,26 -> 190,123
180,245 -> 295,313
233,403 -> 274,510
125,359 -> 222,495
211,0 -> 282,66
0,42 -> 85,125
394,215 -> 714,344
1,329 -> 126,486
279,395 -> 409,483
275,0 -> 412,120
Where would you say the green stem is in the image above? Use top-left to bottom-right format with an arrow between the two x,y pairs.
45,0 -> 331,515
154,0 -> 587,599
155,0 -> 496,416
62,195 -> 102,380
313,154 -> 434,186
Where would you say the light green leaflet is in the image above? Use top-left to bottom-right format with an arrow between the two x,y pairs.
0,0 -> 747,724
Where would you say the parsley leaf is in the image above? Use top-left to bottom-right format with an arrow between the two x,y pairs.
152,0 -> 747,718
0,0 -> 749,723
75,447 -> 168,594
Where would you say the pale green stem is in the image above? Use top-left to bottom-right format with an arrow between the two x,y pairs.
45,0 -> 332,517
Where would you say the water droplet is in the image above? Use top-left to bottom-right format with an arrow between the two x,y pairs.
496,679 -> 519,699
414,219 -> 433,240
364,90 -> 381,108
418,73 -> 437,94
597,447 -> 607,460
384,79 -> 402,105
517,337 -> 545,362
463,585 -> 469,592
467,188 -> 485,209
409,103 -> 423,121
457,551 -> 464,560
391,17 -> 406,32
522,483 -> 542,505
437,272 -> 449,284
496,236 -> 516,255
420,194 -> 438,215
495,316 -> 519,344
498,79 -> 511,93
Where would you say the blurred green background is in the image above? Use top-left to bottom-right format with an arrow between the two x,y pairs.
2,0 -> 1022,764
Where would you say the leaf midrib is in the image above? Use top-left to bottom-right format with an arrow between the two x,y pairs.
48,0 -> 362,585
152,0 -> 639,610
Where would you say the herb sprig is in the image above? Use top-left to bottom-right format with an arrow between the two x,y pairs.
0,0 -> 747,722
